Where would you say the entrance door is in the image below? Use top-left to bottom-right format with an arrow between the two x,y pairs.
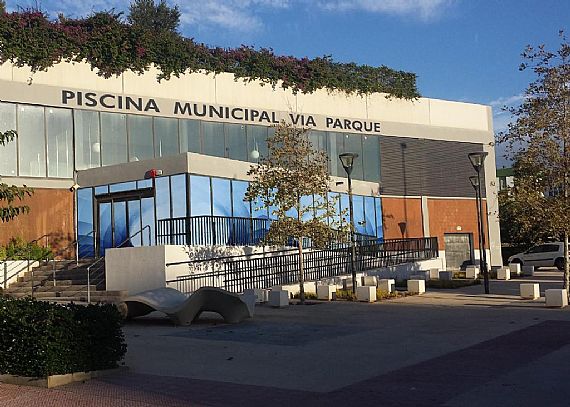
96,187 -> 154,256
444,233 -> 474,270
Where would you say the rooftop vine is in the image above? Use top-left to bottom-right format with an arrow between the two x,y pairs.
0,11 -> 419,98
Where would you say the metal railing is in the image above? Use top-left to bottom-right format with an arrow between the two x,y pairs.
166,237 -> 438,294
157,215 -> 272,246
156,215 -> 379,247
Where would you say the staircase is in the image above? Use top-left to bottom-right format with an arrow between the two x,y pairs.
3,259 -> 127,304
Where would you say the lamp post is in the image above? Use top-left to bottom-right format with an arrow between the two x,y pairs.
339,152 -> 359,294
468,152 -> 489,294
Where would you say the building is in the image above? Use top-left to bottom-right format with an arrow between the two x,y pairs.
497,167 -> 514,191
0,60 -> 501,273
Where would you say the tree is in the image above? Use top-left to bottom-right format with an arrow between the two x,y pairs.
0,130 -> 33,222
498,32 -> 570,295
246,123 -> 347,303
127,0 -> 181,33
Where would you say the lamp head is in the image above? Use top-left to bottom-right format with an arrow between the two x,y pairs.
339,152 -> 359,175
468,152 -> 488,171
469,175 -> 480,189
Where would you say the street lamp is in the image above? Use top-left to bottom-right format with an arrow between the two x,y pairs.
468,152 -> 489,294
339,152 -> 359,294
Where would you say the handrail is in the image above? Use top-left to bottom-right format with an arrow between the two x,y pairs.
86,256 -> 106,304
75,230 -> 95,265
165,247 -> 300,267
85,225 -> 151,304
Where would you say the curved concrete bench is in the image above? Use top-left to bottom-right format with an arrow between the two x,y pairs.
125,287 -> 255,325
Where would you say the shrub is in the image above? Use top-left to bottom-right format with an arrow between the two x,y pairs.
0,297 -> 126,377
426,279 -> 481,289
292,292 -> 318,300
0,237 -> 52,261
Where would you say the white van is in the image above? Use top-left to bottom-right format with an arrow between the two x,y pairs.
508,242 -> 565,270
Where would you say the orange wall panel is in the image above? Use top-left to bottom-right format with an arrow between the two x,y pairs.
0,188 -> 73,251
381,197 -> 423,239
427,198 -> 488,250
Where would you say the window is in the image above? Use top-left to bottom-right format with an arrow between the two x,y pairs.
247,125 -> 268,162
18,105 -> 45,177
225,123 -> 247,161
155,176 -> 171,220
212,178 -> 231,216
154,117 -> 179,158
0,103 -> 17,176
170,174 -> 187,218
74,110 -> 101,170
231,180 -> 250,217
46,107 -> 73,178
342,134 -> 364,180
202,122 -> 225,157
362,135 -> 380,182
128,115 -> 153,162
190,175 -> 211,216
180,119 -> 201,154
100,112 -> 127,166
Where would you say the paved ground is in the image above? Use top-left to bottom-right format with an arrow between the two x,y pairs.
2,271 -> 570,406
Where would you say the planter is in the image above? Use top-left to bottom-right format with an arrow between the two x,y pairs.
0,366 -> 127,388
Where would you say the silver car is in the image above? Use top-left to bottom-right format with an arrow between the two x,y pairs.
508,242 -> 565,270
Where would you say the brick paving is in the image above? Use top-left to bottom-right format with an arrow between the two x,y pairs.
2,320 -> 570,406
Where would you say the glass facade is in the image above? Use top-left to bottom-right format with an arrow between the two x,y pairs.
0,101 -> 381,183
77,174 -> 384,257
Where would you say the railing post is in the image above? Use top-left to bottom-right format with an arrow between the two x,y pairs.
3,262 -> 7,289
87,266 -> 91,304
52,258 -> 56,288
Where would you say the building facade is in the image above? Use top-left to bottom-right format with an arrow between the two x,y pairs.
0,61 -> 501,268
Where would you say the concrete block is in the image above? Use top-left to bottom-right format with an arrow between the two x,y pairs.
522,265 -> 535,276
378,279 -> 395,293
465,266 -> 479,279
497,268 -> 510,280
317,285 -> 336,301
439,271 -> 452,281
409,272 -> 427,281
244,288 -> 269,303
407,279 -> 425,294
342,277 -> 359,291
545,289 -> 568,308
356,286 -> 377,303
362,276 -> 378,287
269,290 -> 289,308
429,268 -> 440,280
520,283 -> 540,300
509,263 -> 521,276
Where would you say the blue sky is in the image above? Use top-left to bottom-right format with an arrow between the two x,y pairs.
7,0 -> 569,167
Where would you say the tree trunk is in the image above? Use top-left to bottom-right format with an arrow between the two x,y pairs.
298,238 -> 305,305
564,232 -> 570,299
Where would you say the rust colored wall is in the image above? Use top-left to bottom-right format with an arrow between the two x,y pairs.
381,197 -> 424,239
0,188 -> 73,251
427,198 -> 488,250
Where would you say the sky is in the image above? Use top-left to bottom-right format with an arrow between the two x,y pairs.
6,0 -> 570,167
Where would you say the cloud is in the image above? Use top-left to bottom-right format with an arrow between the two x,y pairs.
179,0 -> 290,33
489,94 -> 525,109
317,0 -> 455,21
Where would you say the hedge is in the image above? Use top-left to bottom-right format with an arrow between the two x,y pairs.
0,297 -> 126,377
0,11 -> 419,99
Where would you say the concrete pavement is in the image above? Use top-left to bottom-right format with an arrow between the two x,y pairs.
2,270 -> 570,406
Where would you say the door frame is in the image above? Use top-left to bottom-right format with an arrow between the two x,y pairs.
94,187 -> 154,256
443,232 -> 475,270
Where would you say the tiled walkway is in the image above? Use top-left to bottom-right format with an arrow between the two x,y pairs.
2,320 -> 570,406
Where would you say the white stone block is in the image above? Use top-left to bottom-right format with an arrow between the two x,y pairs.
545,289 -> 568,308
520,283 -> 540,300
439,271 -> 452,281
362,276 -> 378,287
356,286 -> 377,303
409,273 -> 427,281
429,268 -> 440,280
317,285 -> 336,301
522,265 -> 535,276
244,288 -> 269,303
466,266 -> 479,279
378,279 -> 395,293
269,290 -> 289,308
342,277 -> 359,291
509,263 -> 521,276
407,279 -> 425,294
497,268 -> 510,280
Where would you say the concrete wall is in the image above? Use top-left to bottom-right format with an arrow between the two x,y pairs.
2,260 -> 38,289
